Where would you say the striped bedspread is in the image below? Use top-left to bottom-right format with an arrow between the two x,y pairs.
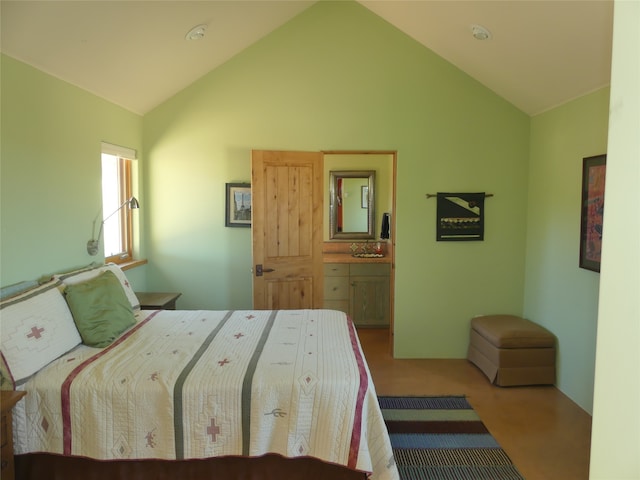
13,309 -> 398,480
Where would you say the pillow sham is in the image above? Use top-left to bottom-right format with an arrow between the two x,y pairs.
0,280 -> 82,386
56,263 -> 140,311
63,270 -> 136,348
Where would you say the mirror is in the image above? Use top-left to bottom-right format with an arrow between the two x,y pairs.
329,170 -> 375,239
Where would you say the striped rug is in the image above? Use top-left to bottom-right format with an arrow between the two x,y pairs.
379,396 -> 525,480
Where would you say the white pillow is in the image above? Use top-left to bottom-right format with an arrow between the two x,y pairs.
56,263 -> 140,311
0,280 -> 82,385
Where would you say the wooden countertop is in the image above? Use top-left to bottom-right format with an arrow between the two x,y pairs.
322,241 -> 392,264
323,253 -> 391,264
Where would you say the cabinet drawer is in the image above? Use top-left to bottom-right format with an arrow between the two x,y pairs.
324,263 -> 349,276
324,276 -> 349,300
349,263 -> 390,277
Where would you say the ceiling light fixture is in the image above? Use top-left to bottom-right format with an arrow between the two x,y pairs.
471,24 -> 492,41
185,24 -> 207,41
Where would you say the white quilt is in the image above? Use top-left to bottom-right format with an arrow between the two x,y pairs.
13,309 -> 398,480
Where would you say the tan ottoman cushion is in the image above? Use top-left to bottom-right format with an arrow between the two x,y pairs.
471,314 -> 556,348
468,314 -> 556,386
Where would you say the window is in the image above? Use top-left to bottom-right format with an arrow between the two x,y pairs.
100,143 -> 137,264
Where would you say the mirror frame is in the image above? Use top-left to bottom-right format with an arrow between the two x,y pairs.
329,170 -> 376,240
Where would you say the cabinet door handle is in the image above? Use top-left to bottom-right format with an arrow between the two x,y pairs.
255,265 -> 275,276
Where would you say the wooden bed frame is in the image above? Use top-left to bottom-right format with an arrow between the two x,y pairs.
16,453 -> 368,480
5,266 -> 388,480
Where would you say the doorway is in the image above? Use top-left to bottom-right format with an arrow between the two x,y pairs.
251,149 -> 396,351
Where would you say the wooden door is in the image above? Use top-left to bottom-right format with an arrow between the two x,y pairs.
251,150 -> 323,309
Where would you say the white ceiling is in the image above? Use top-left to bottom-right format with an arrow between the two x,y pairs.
0,1 -> 614,116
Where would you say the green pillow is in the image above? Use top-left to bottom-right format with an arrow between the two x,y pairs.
64,270 -> 136,348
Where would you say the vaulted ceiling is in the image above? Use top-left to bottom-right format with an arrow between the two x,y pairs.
1,1 -> 613,116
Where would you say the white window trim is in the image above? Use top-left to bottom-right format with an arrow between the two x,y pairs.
101,141 -> 137,160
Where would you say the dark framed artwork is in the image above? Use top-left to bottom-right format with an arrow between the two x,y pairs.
579,154 -> 606,272
225,183 -> 251,227
436,193 -> 485,241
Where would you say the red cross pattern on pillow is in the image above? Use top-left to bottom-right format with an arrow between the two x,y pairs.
27,325 -> 45,340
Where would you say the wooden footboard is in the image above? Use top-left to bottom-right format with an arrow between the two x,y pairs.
16,453 -> 368,480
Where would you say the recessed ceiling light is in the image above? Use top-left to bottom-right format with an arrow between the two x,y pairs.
471,24 -> 492,41
185,24 -> 207,41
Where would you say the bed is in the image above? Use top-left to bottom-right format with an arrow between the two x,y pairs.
0,264 -> 398,480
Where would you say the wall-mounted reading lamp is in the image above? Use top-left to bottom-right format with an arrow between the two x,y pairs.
87,196 -> 139,256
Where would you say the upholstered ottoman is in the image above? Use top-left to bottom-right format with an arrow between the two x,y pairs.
467,314 -> 556,386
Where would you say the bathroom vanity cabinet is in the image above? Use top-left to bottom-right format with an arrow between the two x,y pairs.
324,263 -> 390,327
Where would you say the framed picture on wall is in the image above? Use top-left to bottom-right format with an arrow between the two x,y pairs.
579,154 -> 606,272
225,183 -> 251,227
436,192 -> 485,241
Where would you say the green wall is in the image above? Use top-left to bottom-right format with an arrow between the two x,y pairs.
1,0 -> 609,413
143,1 -> 530,357
525,89 -> 609,413
590,1 -> 640,473
0,55 -> 147,289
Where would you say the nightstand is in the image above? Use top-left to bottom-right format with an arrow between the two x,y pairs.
135,292 -> 182,310
1,390 -> 26,480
